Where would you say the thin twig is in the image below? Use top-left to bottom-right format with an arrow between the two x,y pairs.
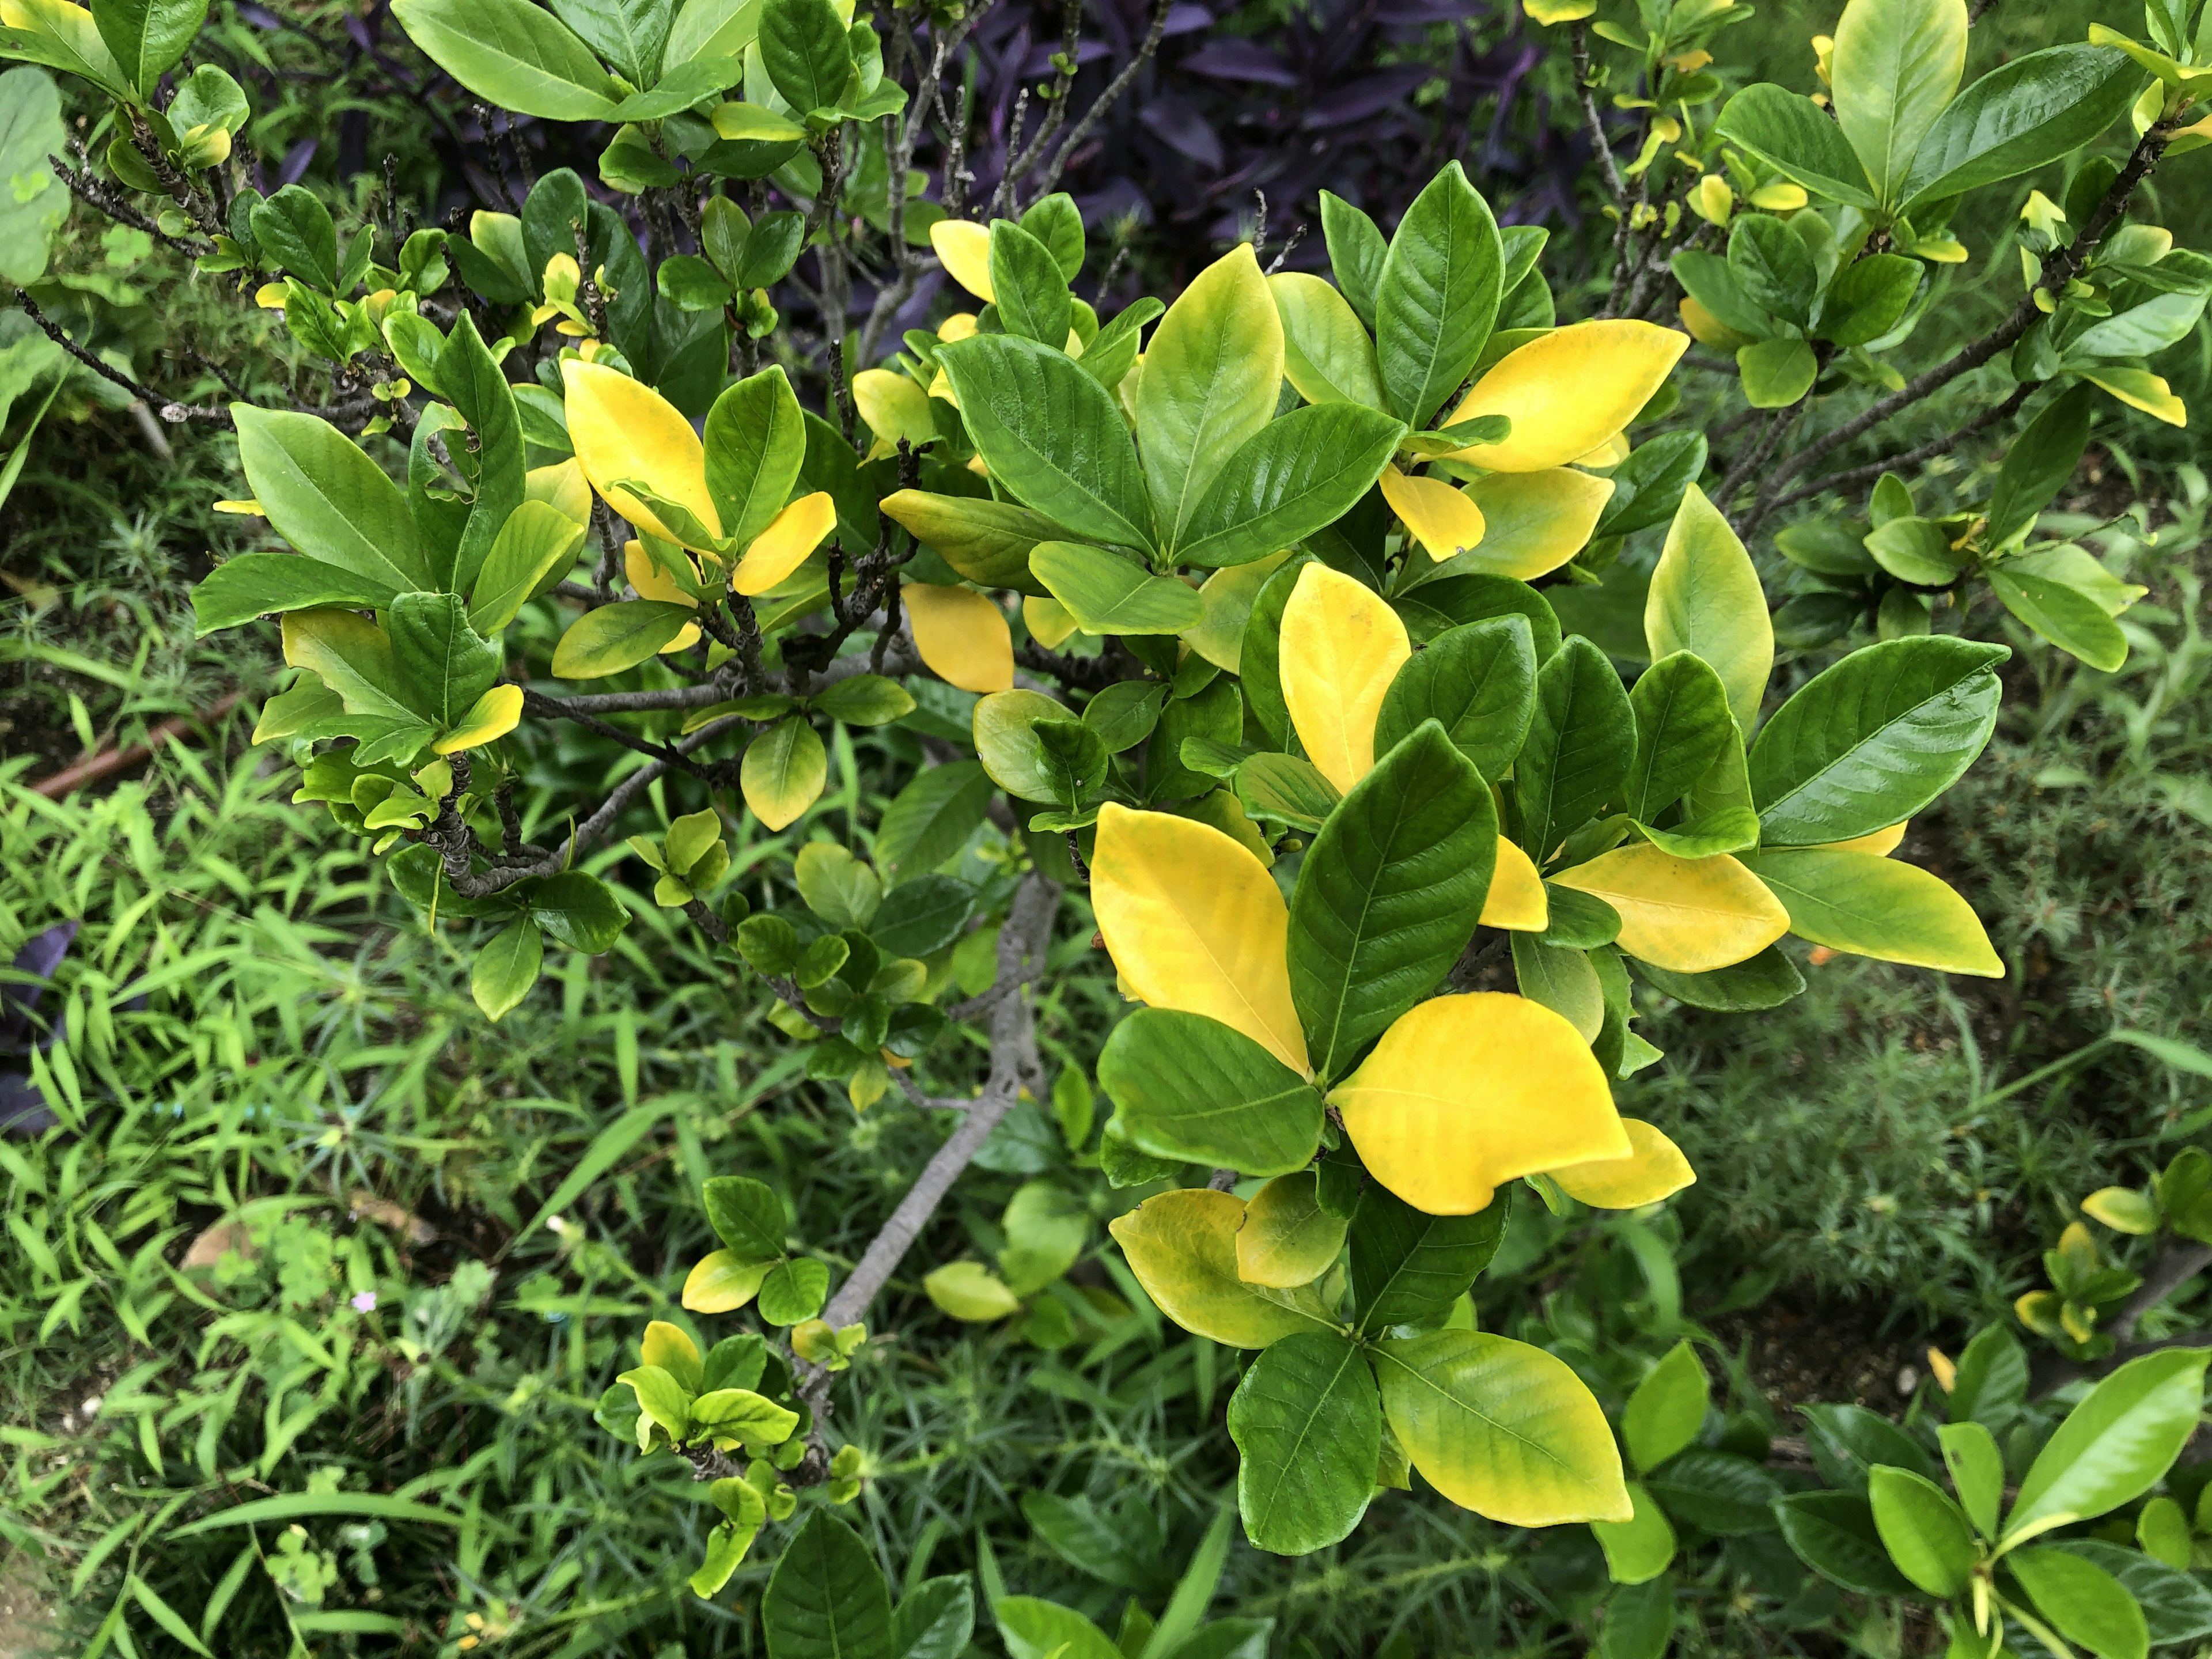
1032,0 -> 1172,200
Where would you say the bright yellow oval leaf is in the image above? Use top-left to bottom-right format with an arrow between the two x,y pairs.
2082,368 -> 2187,427
1022,594 -> 1081,649
1821,820 -> 1907,856
1331,992 -> 1626,1215
1480,836 -> 1548,931
561,359 -> 720,546
433,684 -> 525,755
1380,466 -> 1487,562
1234,1171 -> 1347,1288
1107,1187 -> 1334,1348
625,539 -> 701,608
1092,802 -> 1308,1073
526,458 -> 593,525
732,491 -> 836,596
905,583 -> 1014,693
938,312 -> 979,343
1184,550 -> 1289,673
1375,1329 -> 1632,1524
1549,844 -> 1788,972
641,1319 -> 702,1388
853,368 -> 937,459
930,219 -> 994,302
683,1250 -> 770,1312
1444,321 -> 1689,473
1279,562 -> 1411,794
1451,468 -> 1615,579
1550,1118 -> 1696,1209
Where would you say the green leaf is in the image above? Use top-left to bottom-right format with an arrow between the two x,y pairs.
1938,1420 -> 2003,1539
1711,82 -> 1877,209
2009,1547 -> 2150,1659
550,599 -> 698,678
546,0 -> 674,85
1320,191 -> 1388,331
233,407 -> 430,593
1019,192 -> 1085,279
1374,161 -> 1504,429
1992,567 -> 2129,673
1988,387 -> 2094,547
0,66 -> 66,287
1641,1449 -> 1783,1535
1288,721 -> 1495,1078
92,0 -> 207,92
757,1258 -> 829,1324
1235,752 -> 1341,834
1372,615 -> 1536,782
1228,1332 -> 1381,1554
1773,1490 -> 1915,1595
1899,44 -> 2143,215
1374,1329 -> 1630,1525
467,501 -> 584,634
390,0 -> 619,120
1593,432 -> 1708,541
1828,0 -> 1967,212
762,1511 -> 896,1659
1622,652 -> 1733,824
705,365 -> 808,549
995,1599 -> 1119,1659
1030,541 -> 1204,634
1599,1577 -> 1673,1659
194,554 -> 402,635
1349,1181 -> 1510,1332
1272,271 -> 1387,408
891,1577 -> 976,1659
1748,636 -> 2008,845
812,673 -> 914,727
1141,1506 -> 1237,1659
703,1175 -> 786,1261
1622,1340 -> 1707,1474
608,55 -> 743,120
1863,516 -> 1963,586
1950,1323 -> 2030,1429
2055,1541 -> 2212,1647
1736,338 -> 1818,408
387,593 -> 499,726
1175,403 -> 1408,570
868,873 -> 974,957
1645,483 -> 1771,735
1237,553 -> 1316,748
471,918 -> 543,1021
2008,1349 -> 2211,1540
0,0 -> 131,97
880,488 -> 1058,596
989,219 -> 1073,347
1816,253 -> 1922,347
690,1387 -> 800,1441
1728,215 -> 1817,328
528,870 -> 628,951
1801,1402 -> 1937,1493
1749,848 -> 2001,975
1097,1009 -> 1325,1176
974,688 -> 1073,801
438,314 -> 528,597
168,1493 -> 463,1539
1137,245 -> 1283,551
1868,1465 -> 1974,1596
937,334 -> 1154,552
1516,635 -> 1634,865
756,0 -> 849,113
874,760 -> 992,882
251,185 -> 339,291
796,843 -> 881,928
1111,1189 -> 1336,1347
1592,1483 -> 1677,1586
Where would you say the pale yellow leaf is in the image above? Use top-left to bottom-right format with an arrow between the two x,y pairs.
732,491 -> 836,596
1380,466 -> 1487,562
930,219 -> 994,302
525,458 -> 593,525
1548,1118 -> 1696,1208
1480,836 -> 1549,931
432,684 -> 525,755
1445,468 -> 1615,580
560,359 -> 722,546
1444,320 -> 1688,473
1184,550 -> 1289,673
1279,562 -> 1410,794
905,583 -> 1014,693
1819,820 -> 1907,855
1022,594 -> 1081,649
1548,844 -> 1788,972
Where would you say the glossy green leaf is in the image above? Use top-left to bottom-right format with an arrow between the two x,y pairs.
874,761 -> 991,883
1374,161 -> 1504,429
1899,44 -> 2143,215
1349,1183 -> 1510,1333
1737,338 -> 1818,409
1175,403 -> 1408,570
890,1577 -> 975,1659
762,1510 -> 896,1659
1320,190 -> 1388,330
2056,1541 -> 2212,1647
1592,1482 -> 1677,1586
1749,848 -> 2002,975
1631,945 -> 1805,1010
234,406 -> 430,593
1640,1449 -> 1782,1535
989,219 -> 1074,347
1728,215 -> 1816,328
756,0 -> 849,113
194,554 -> 402,635
551,600 -> 698,679
1773,1490 -> 1915,1595
704,365 -> 808,550
1137,244 -> 1284,550
1289,721 -> 1495,1079
1622,652 -> 1734,824
1992,567 -> 2128,673
879,488 -> 1058,596
995,1599 -> 1119,1659
1645,483 -> 1771,735
1031,541 -> 1203,634
93,0 -> 207,92
390,0 -> 618,120
2009,1548 -> 2150,1659
1228,1332 -> 1381,1554
1829,0 -> 1967,211
471,917 -> 543,1021
1097,1009 -> 1325,1176
1271,271 -> 1387,408
1622,1341 -> 1707,1474
1938,1420 -> 2003,1539
1712,82 -> 1877,208
387,593 -> 500,726
1816,253 -> 1922,347
1516,635 -> 1634,864
2008,1348 -> 2211,1539
1801,1402 -> 1937,1493
1867,1465 -> 1974,1596
1373,615 -> 1537,781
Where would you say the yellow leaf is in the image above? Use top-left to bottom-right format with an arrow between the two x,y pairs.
1679,296 -> 1755,351
1548,1118 -> 1696,1208
905,583 -> 1014,693
1091,802 -> 1308,1073
1444,321 -> 1688,473
1331,992 -> 1626,1215
1380,466 -> 1487,562
212,498 -> 264,516
526,458 -> 593,525
561,359 -> 722,546
1184,550 -> 1289,673
1480,836 -> 1548,931
1645,482 -> 1772,734
1279,562 -> 1410,794
1573,433 -> 1631,468
937,312 -> 979,343
930,219 -> 994,302
641,1319 -> 702,1388
732,491 -> 836,596
1022,594 -> 1081,649
1449,468 -> 1615,580
1820,820 -> 1907,855
2082,369 -> 2188,428
1376,1329 -> 1631,1524
433,684 -> 525,755
1106,1188 -> 1334,1348
1747,181 -> 1808,211
853,368 -> 937,459
1549,844 -> 1787,972
625,539 -> 701,608
1233,1171 -> 1346,1287
683,1250 -> 769,1312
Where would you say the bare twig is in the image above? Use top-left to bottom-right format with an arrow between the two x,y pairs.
1032,0 -> 1172,200
1753,382 -> 2036,527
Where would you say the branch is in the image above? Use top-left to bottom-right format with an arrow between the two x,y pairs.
48,152 -> 205,256
1031,0 -> 1171,201
1752,382 -> 2035,526
17,293 -> 157,407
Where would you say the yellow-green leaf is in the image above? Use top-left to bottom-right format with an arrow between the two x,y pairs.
642,1319 -> 704,1391
1374,1328 -> 1632,1524
1270,270 -> 1387,408
1442,321 -> 1688,474
1748,847 -> 2002,976
741,717 -> 828,832
1448,468 -> 1615,581
527,457 -> 593,524
1107,1187 -> 1334,1347
550,599 -> 699,679
1280,562 -> 1411,794
684,1250 -> 771,1312
2081,368 -> 2188,428
733,491 -> 836,596
1548,844 -> 1788,972
853,369 -> 937,459
1184,550 -> 1290,673
561,359 -> 721,546
1480,836 -> 1550,931
433,683 -> 524,754
1022,594 -> 1081,649
1645,483 -> 1772,734
1091,803 -> 1308,1073
1379,466 -> 1487,562
1549,1118 -> 1696,1209
1331,992 -> 1626,1215
923,1262 -> 1022,1321
1234,1171 -> 1348,1288
905,583 -> 1014,693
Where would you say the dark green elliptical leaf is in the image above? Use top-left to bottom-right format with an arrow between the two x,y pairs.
1350,1181 -> 1511,1332
1096,1009 -> 1325,1176
1373,615 -> 1537,781
1515,635 -> 1634,863
1228,1332 -> 1382,1555
762,1510 -> 896,1659
1287,721 -> 1496,1081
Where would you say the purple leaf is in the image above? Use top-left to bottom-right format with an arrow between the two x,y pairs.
276,139 -> 319,186
1138,97 -> 1224,169
0,1071 -> 56,1139
1161,4 -> 1214,36
0,922 -> 74,1054
1300,66 -> 1433,128
1178,41 -> 1297,85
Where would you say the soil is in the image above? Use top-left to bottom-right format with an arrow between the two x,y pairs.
1710,1290 -> 1931,1417
0,1550 -> 51,1659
